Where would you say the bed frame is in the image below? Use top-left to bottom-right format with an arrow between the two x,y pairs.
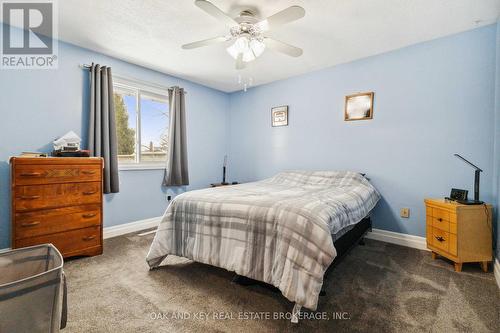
325,217 -> 372,274
232,217 -> 372,299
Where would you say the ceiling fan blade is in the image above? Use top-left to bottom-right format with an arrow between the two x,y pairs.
235,53 -> 245,70
264,38 -> 303,57
182,36 -> 228,49
195,0 -> 237,26
256,6 -> 305,31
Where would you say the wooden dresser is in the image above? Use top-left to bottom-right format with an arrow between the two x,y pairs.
425,198 -> 492,272
11,157 -> 103,258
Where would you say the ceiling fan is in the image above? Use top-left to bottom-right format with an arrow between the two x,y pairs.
182,0 -> 305,70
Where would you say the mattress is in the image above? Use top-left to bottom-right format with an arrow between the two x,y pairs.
146,170 -> 380,310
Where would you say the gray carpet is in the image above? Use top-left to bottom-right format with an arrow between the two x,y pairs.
63,231 -> 499,333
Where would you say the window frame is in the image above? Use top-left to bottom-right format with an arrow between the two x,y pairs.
113,76 -> 169,171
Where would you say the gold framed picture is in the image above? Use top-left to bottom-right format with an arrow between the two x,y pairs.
272,105 -> 288,127
344,92 -> 374,121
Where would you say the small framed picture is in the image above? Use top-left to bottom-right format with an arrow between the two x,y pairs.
272,105 -> 288,127
344,92 -> 374,121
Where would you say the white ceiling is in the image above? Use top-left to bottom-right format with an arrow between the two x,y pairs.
49,1 -> 500,91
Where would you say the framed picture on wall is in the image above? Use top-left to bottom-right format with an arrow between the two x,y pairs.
344,92 -> 374,121
271,105 -> 288,127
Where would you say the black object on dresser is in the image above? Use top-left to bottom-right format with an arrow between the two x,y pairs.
210,182 -> 239,187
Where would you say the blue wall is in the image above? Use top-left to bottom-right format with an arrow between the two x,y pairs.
1,24 -> 497,249
228,25 -> 497,238
495,22 -> 500,261
0,27 -> 229,248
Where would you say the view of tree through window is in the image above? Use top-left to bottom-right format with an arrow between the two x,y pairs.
114,81 -> 169,165
114,90 -> 136,162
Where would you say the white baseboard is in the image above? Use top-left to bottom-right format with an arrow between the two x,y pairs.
103,216 -> 162,239
494,258 -> 500,289
366,228 -> 428,251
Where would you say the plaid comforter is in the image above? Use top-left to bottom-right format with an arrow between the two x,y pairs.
146,171 -> 380,310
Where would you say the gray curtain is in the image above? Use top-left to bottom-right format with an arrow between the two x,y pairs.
88,63 -> 119,193
163,86 -> 189,186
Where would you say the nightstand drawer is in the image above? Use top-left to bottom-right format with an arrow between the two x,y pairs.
432,216 -> 450,232
431,227 -> 450,253
432,208 -> 450,222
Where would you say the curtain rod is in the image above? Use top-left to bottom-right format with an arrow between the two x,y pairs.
79,64 -> 187,94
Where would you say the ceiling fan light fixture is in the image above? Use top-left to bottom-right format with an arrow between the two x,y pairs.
227,37 -> 266,63
226,43 -> 240,59
234,36 -> 249,53
249,39 -> 265,57
242,49 -> 256,62
227,36 -> 252,60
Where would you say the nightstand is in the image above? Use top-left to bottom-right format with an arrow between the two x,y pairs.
424,199 -> 492,272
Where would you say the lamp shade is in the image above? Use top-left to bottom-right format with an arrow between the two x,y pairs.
226,36 -> 266,62
250,39 -> 265,57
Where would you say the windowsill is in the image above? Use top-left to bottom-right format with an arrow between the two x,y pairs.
119,164 -> 165,171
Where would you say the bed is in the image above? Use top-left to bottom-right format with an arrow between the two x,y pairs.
146,170 -> 380,321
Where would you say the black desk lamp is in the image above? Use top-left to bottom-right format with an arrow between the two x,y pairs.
454,153 -> 483,204
222,155 -> 229,185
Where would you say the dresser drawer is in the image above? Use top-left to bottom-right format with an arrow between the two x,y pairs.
15,204 -> 101,239
14,164 -> 101,185
16,226 -> 101,256
14,182 -> 101,211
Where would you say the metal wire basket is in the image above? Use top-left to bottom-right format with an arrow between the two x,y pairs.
0,244 -> 67,332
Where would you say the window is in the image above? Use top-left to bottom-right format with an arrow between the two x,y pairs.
113,78 -> 169,168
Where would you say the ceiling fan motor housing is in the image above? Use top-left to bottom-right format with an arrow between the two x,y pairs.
235,10 -> 259,24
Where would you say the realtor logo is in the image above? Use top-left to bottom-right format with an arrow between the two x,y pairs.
1,0 -> 58,69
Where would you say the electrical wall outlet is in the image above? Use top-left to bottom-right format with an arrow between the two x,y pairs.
400,208 -> 410,218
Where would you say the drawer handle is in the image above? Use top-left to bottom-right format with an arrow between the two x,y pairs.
82,191 -> 97,195
21,221 -> 41,227
82,213 -> 97,218
82,235 -> 96,241
20,195 -> 40,200
81,170 -> 96,175
437,218 -> 443,222
435,236 -> 445,242
20,172 -> 42,177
